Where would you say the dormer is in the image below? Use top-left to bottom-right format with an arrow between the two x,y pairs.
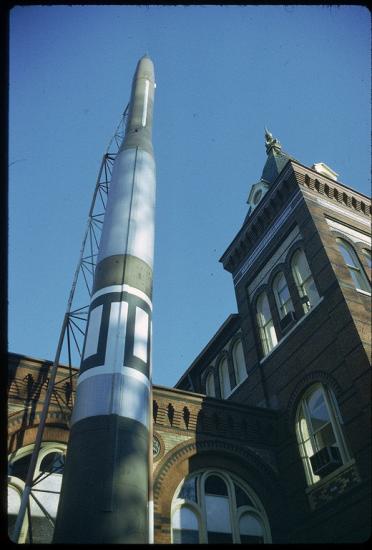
247,180 -> 269,212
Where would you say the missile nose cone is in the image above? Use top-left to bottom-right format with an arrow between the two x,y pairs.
135,55 -> 155,83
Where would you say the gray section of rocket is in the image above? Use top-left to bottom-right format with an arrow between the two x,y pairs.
53,55 -> 156,544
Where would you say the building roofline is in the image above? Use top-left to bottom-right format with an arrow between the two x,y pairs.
174,313 -> 240,388
220,158 -> 371,266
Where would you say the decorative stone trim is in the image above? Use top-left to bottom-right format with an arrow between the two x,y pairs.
306,461 -> 361,511
153,437 -> 278,504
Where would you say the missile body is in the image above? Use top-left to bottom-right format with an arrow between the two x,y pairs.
53,56 -> 156,544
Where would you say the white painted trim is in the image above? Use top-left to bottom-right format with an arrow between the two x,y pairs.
325,217 -> 371,245
91,283 -> 152,310
82,304 -> 103,360
77,364 -> 151,389
356,288 -> 371,297
133,307 -> 149,363
142,79 -> 149,127
303,192 -> 371,227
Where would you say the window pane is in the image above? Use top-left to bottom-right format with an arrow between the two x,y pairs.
267,321 -> 278,348
337,240 -> 370,291
39,452 -> 65,474
177,475 -> 198,503
8,454 -> 31,481
338,241 -> 356,267
239,512 -> 264,543
363,249 -> 371,268
234,484 -> 254,507
220,359 -> 230,397
314,423 -> 337,450
172,507 -> 199,544
205,475 -> 228,496
303,278 -> 319,306
206,372 -> 215,397
274,273 -> 294,318
307,388 -> 329,430
234,341 -> 246,384
8,485 -> 21,541
205,495 -> 233,543
261,294 -> 271,320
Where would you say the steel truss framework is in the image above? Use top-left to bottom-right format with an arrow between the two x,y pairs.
11,106 -> 129,543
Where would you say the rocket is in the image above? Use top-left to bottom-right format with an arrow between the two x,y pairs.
53,56 -> 156,543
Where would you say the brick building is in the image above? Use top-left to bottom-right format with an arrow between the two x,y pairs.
8,131 -> 371,543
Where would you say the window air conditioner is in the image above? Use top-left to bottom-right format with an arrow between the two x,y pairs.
280,310 -> 296,330
310,446 -> 342,478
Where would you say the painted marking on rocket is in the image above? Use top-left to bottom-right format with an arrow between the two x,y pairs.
83,304 -> 103,360
142,79 -> 149,127
91,283 -> 152,310
81,290 -> 152,379
72,369 -> 150,426
133,306 -> 149,363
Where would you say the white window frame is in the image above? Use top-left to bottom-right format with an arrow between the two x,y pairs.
291,249 -> 320,313
171,469 -> 272,544
256,292 -> 278,355
272,272 -> 294,319
295,384 -> 350,486
336,238 -> 370,293
232,339 -> 247,386
218,357 -> 231,398
205,371 -> 215,397
8,443 -> 67,543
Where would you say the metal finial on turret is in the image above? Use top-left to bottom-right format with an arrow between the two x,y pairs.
264,127 -> 282,154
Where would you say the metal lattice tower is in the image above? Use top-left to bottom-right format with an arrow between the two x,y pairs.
11,106 -> 129,543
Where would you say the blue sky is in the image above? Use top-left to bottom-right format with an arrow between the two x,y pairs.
9,5 -> 371,387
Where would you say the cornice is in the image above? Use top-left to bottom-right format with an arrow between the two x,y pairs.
220,160 -> 371,274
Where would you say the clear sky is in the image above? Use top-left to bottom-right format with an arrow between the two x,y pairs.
9,5 -> 371,387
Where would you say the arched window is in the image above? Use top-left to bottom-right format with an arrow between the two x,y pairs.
8,444 -> 66,543
205,371 -> 215,397
295,384 -> 349,485
256,292 -> 277,355
219,357 -> 231,398
171,470 -> 271,543
232,339 -> 247,386
336,238 -> 370,292
291,249 -> 320,312
272,272 -> 294,319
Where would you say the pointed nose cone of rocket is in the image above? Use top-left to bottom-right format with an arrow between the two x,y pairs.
135,54 -> 155,84
122,56 -> 156,154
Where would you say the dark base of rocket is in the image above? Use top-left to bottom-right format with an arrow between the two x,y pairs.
53,414 -> 149,543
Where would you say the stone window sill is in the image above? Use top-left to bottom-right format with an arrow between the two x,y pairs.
305,460 -> 361,511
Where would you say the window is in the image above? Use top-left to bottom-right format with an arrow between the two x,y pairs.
295,384 -> 349,485
219,358 -> 231,398
171,470 -> 271,543
336,238 -> 370,292
291,249 -> 320,312
272,272 -> 294,319
256,292 -> 278,355
205,371 -> 215,397
172,506 -> 200,543
232,339 -> 247,386
8,445 -> 66,543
